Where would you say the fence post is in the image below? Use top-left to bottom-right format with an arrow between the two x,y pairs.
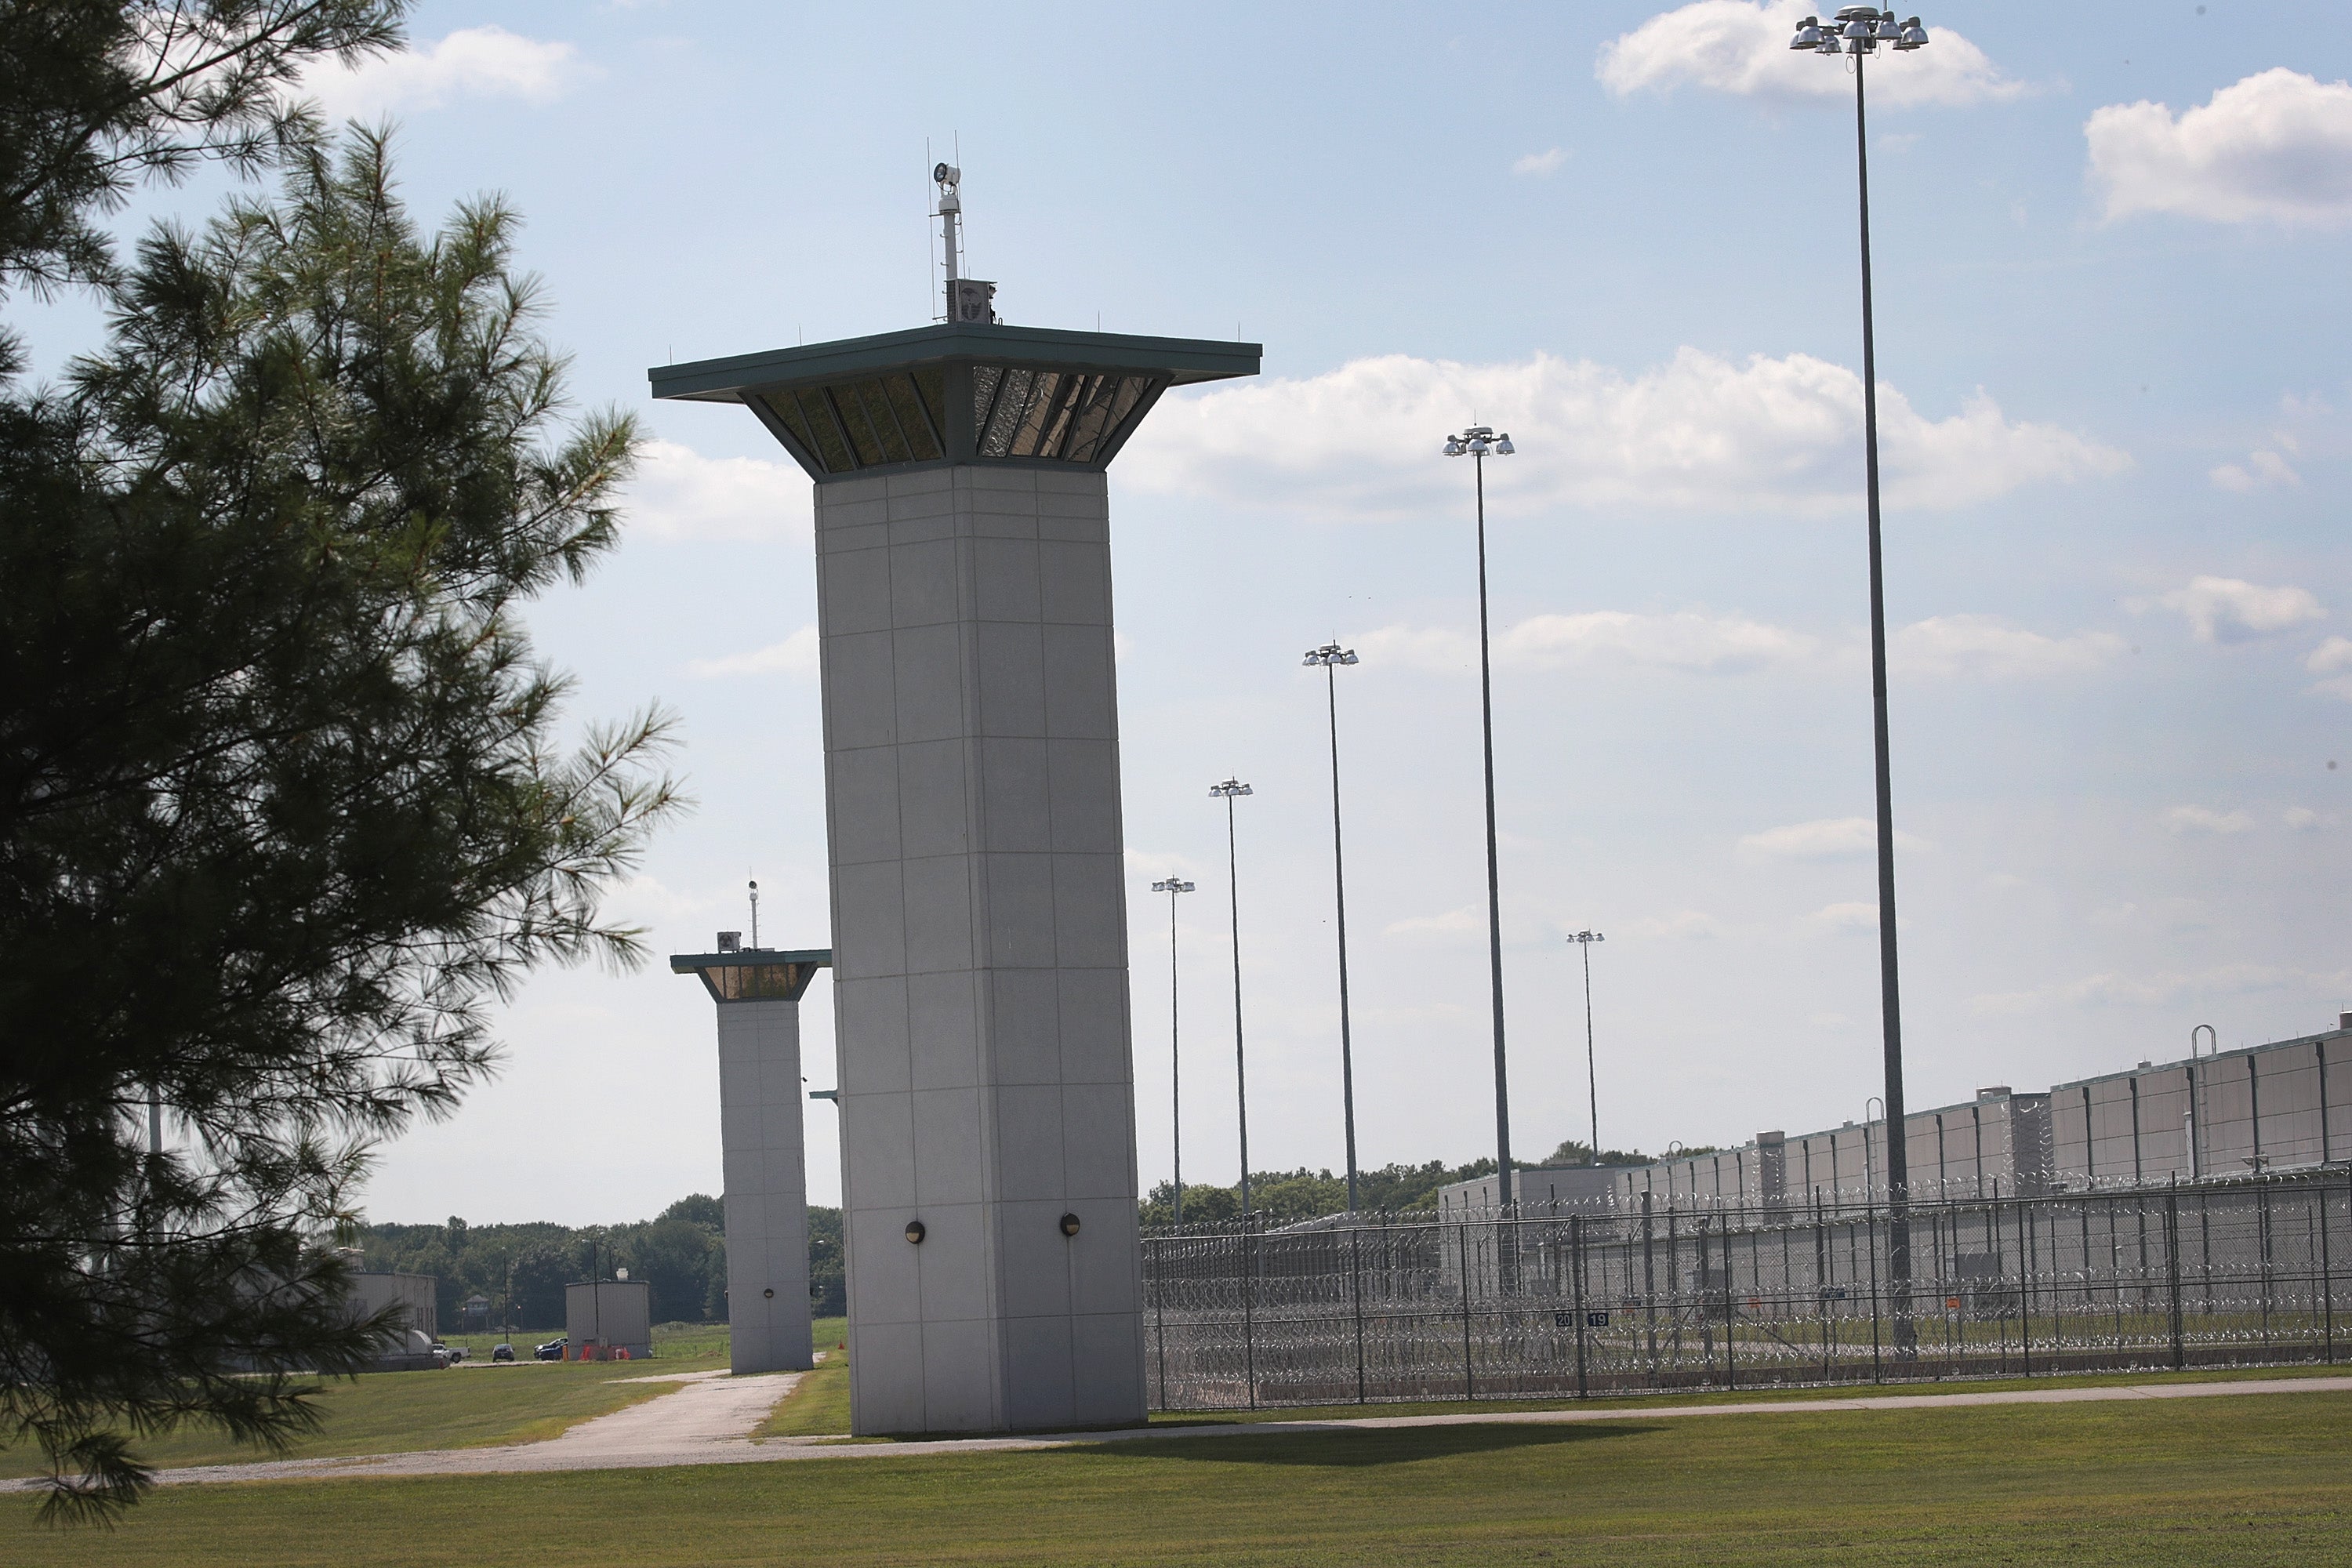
1642,1189 -> 1658,1381
2325,1171 -> 2342,1367
1243,1221 -> 1258,1411
1815,1188 -> 1831,1384
1573,1215 -> 1589,1399
1151,1237 -> 1167,1410
1350,1225 -> 1367,1405
1722,1221 -> 1738,1391
1458,1217 -> 1475,1401
1865,1203 -> 1882,1385
2165,1178 -> 2185,1371
2019,1195 -> 2034,1379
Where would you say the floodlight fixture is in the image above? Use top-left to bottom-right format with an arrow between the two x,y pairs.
1791,7 -> 1929,56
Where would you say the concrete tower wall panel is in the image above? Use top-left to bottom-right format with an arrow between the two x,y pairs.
717,996 -> 815,1374
819,466 -> 1142,1437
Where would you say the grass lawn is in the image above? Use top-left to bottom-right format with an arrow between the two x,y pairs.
755,1317 -> 850,1439
5,1391 -> 2348,1566
1144,1357 -> 2352,1426
0,1358 -> 708,1482
438,1320 -> 735,1362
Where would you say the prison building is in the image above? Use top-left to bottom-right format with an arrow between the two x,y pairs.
2049,1021 -> 2352,1189
1437,1013 -> 2352,1219
1435,1163 -> 1638,1220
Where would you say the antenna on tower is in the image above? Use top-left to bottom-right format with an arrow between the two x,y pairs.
933,159 -> 997,326
748,877 -> 760,950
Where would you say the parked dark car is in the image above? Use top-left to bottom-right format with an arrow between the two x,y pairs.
491,1342 -> 515,1363
534,1336 -> 566,1362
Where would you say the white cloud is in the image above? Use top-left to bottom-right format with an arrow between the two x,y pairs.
601,873 -> 712,930
1125,349 -> 2127,521
2284,807 -> 2329,831
1739,818 -> 1928,860
1505,611 -> 1817,673
686,626 -> 817,680
1513,147 -> 1570,176
1384,906 -> 1483,938
1971,963 -> 2332,1016
1596,2 -> 2020,109
626,439 -> 809,543
1628,910 -> 1724,940
2308,637 -> 2352,701
2087,69 -> 2352,228
1359,610 -> 1820,676
1126,848 -> 1209,887
2307,636 -> 2352,673
1809,901 -> 1880,931
1890,615 -> 2125,678
2161,805 -> 2256,836
299,27 -> 596,119
2152,575 -> 2325,644
1365,608 -> 2122,684
2209,448 -> 2302,492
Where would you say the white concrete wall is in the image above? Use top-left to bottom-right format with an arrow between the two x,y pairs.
719,995 -> 814,1373
816,465 -> 1145,1436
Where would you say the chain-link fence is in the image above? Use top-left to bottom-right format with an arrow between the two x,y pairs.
1142,1170 -> 2352,1410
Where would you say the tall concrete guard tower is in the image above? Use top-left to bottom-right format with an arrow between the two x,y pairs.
652,168 -> 1259,1434
671,938 -> 830,1376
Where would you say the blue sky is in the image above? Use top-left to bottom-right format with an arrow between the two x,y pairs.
27,2 -> 2352,1224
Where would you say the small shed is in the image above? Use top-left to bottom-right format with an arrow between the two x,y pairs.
565,1279 -> 652,1360
348,1271 -> 440,1371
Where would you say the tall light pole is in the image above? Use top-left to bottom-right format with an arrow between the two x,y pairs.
1569,931 -> 1604,1164
1441,425 -> 1517,1208
1152,875 -> 1196,1221
1303,642 -> 1363,1211
1210,779 -> 1255,1218
1788,6 -> 1931,1354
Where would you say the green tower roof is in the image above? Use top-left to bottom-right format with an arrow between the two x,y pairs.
649,322 -> 1261,483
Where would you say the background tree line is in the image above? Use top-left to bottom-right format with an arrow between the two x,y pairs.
1136,1137 -> 1715,1227
353,1199 -> 845,1331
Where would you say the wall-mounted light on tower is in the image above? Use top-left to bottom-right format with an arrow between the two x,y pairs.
904,1220 -> 926,1246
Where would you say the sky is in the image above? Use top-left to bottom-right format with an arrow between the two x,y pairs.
24,1 -> 2352,1225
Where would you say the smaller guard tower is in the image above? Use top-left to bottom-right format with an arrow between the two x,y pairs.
672,917 -> 831,1376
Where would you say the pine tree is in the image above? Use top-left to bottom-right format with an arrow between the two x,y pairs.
0,14 -> 681,1519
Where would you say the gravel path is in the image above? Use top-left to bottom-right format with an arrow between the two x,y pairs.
13,1372 -> 2348,1490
